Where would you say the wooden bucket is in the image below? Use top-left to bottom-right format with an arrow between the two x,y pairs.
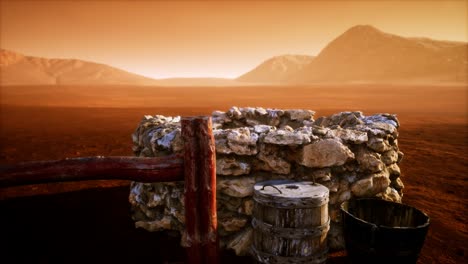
341,198 -> 430,264
252,180 -> 330,264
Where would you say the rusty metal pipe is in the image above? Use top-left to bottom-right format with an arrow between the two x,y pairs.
0,155 -> 183,188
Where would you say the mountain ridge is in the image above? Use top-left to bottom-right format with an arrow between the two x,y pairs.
240,25 -> 468,84
0,49 -> 251,86
0,49 -> 161,86
2,25 -> 467,86
237,54 -> 314,83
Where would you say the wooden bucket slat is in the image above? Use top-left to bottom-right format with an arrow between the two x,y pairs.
252,218 -> 330,238
252,246 -> 328,264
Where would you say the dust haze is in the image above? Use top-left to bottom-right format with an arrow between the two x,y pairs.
0,17 -> 467,264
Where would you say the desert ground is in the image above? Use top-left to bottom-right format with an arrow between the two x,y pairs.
0,84 -> 466,263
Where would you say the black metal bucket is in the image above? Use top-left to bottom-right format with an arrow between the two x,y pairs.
340,198 -> 430,264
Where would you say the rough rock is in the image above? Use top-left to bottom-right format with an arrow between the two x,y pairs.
322,177 -> 339,193
382,149 -> 399,165
300,167 -> 332,182
227,128 -> 259,155
212,110 -> 231,128
370,122 -> 398,137
367,137 -> 392,153
216,157 -> 251,176
338,190 -> 352,203
218,177 -> 255,198
351,171 -> 391,197
253,125 -> 275,134
227,106 -> 243,119
388,163 -> 401,179
265,109 -> 284,126
314,111 -> 365,128
263,127 -> 314,145
298,139 -> 354,168
391,177 -> 405,191
284,109 -> 315,121
256,144 -> 291,174
166,207 -> 185,224
239,200 -> 254,216
311,125 -> 329,136
218,194 -> 242,212
327,128 -> 368,144
377,187 -> 402,203
135,216 -> 172,232
355,146 -> 385,172
219,215 -> 248,232
214,128 -> 258,155
226,227 -> 253,256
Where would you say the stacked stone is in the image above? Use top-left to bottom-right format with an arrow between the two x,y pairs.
129,107 -> 404,256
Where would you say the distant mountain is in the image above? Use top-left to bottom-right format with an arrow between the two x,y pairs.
237,55 -> 314,83
239,25 -> 468,84
3,25 -> 467,87
0,49 -> 250,86
0,49 -> 160,86
156,77 -> 252,86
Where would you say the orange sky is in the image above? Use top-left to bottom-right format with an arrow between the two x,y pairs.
1,0 -> 467,79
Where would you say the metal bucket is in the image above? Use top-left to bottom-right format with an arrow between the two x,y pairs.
340,198 -> 430,264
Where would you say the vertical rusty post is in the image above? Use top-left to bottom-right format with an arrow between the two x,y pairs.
195,117 -> 219,264
182,118 -> 202,264
182,116 -> 219,264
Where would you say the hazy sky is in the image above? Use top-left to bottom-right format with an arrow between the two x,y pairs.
1,0 -> 467,79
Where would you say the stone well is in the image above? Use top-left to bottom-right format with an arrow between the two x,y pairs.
129,106 -> 404,256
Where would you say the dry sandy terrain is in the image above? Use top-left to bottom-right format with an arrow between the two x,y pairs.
0,84 -> 466,263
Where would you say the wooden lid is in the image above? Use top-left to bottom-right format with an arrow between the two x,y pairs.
253,180 -> 329,208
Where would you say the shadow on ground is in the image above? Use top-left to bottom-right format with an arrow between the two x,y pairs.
0,186 -> 350,263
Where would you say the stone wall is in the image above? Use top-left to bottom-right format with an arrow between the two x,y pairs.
129,107 -> 404,256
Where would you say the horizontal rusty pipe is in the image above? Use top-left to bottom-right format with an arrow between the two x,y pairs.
0,155 -> 183,188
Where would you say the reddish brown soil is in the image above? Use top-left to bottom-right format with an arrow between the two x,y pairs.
0,84 -> 466,263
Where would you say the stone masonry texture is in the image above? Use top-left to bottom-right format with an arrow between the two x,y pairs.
129,107 -> 404,256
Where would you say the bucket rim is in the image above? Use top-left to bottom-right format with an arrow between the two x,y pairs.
340,198 -> 430,230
